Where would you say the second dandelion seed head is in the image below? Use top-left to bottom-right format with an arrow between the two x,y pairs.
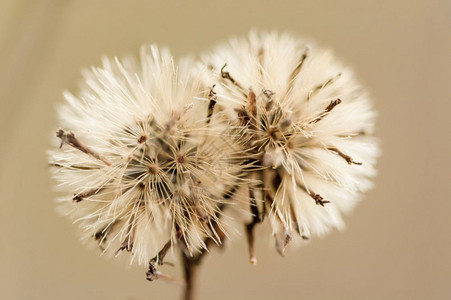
200,31 -> 379,259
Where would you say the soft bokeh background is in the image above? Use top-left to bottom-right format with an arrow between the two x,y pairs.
1,0 -> 450,299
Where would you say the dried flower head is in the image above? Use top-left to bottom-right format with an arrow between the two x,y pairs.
200,31 -> 379,262
48,45 -> 241,271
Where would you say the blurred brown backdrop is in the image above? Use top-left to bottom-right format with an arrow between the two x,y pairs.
1,0 -> 450,299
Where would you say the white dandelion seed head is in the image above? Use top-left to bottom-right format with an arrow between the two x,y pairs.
200,30 -> 380,250
48,45 -> 242,266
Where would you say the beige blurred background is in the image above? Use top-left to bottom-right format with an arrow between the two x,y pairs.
1,0 -> 450,299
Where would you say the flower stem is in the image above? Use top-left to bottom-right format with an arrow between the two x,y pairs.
181,250 -> 202,300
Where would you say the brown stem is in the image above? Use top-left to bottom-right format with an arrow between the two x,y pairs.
295,178 -> 330,206
181,249 -> 202,300
327,146 -> 362,165
220,63 -> 244,91
220,63 -> 247,98
206,85 -> 217,125
178,201 -> 234,299
147,232 -> 182,281
309,98 -> 342,124
73,187 -> 103,202
56,129 -> 111,165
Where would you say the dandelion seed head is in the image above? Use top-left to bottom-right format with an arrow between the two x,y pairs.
48,45 -> 241,265
200,31 -> 380,251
